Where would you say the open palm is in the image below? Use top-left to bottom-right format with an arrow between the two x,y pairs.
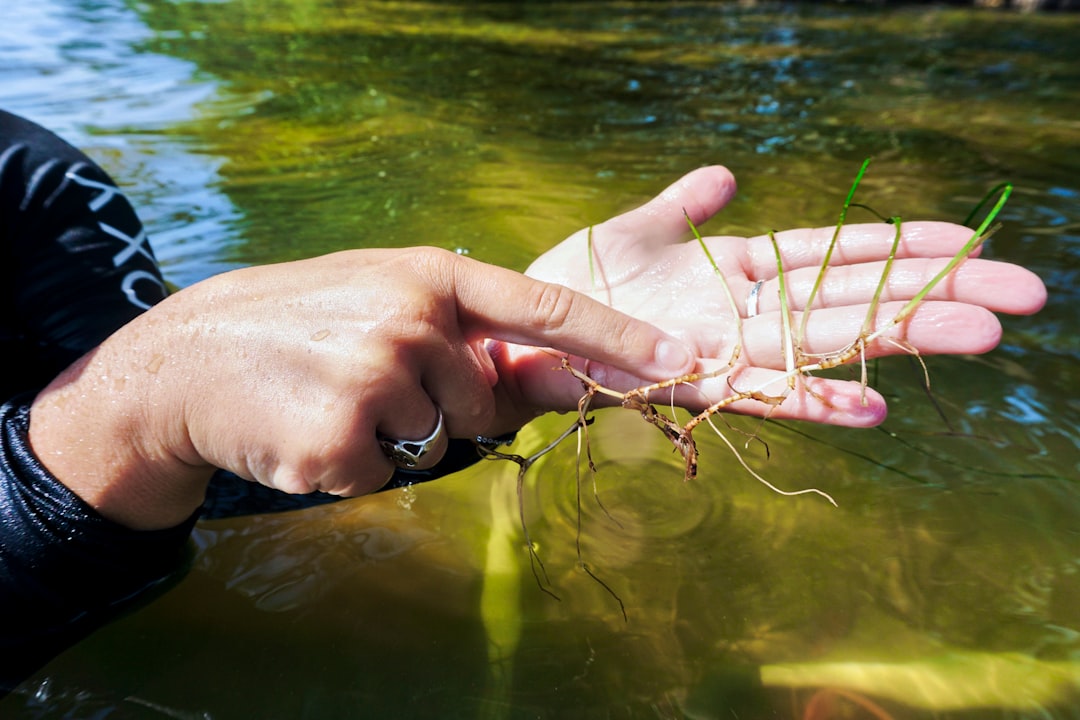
517,166 -> 1046,427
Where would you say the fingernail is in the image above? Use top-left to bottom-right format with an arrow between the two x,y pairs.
655,339 -> 695,376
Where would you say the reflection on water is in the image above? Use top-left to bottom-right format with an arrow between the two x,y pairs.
2,0 -> 1079,717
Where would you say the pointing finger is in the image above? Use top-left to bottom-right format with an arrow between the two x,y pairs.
450,252 -> 696,381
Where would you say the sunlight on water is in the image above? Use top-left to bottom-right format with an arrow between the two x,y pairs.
0,0 -> 242,288
1,1 -> 1079,718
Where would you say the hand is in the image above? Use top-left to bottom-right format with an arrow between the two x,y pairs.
505,166 -> 1047,427
29,248 -> 695,529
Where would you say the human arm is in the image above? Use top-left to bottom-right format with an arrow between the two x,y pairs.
25,166 -> 1047,534
0,109 -> 693,534
26,247 -> 697,530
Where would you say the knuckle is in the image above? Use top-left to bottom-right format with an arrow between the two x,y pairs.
460,391 -> 497,435
441,375 -> 497,437
269,465 -> 316,496
407,245 -> 458,281
527,281 -> 578,332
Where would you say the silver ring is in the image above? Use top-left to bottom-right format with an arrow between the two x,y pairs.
378,408 -> 445,469
746,279 -> 765,318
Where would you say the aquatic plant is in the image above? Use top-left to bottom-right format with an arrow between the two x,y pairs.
477,159 -> 1012,611
560,159 -> 1009,495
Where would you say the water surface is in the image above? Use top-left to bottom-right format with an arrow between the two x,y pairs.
1,1 -> 1078,717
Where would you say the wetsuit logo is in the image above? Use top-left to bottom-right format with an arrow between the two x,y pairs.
65,166 -> 165,311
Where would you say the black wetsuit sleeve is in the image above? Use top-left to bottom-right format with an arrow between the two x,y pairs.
0,109 -> 167,400
0,397 -> 197,691
0,111 -> 180,691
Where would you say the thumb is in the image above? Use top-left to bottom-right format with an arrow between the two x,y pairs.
602,165 -> 738,246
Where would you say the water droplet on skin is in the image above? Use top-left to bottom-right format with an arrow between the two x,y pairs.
396,485 -> 417,510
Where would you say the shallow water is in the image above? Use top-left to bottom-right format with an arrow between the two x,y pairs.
2,1 -> 1079,717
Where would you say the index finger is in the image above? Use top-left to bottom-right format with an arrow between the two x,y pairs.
451,253 -> 696,381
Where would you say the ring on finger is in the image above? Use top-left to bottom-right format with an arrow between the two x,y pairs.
377,408 -> 445,469
746,279 -> 765,318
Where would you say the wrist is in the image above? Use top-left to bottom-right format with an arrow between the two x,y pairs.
27,333 -> 213,531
